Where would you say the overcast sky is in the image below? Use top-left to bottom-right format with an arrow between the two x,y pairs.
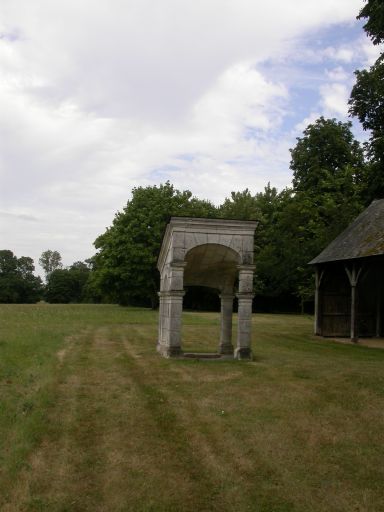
0,0 -> 379,275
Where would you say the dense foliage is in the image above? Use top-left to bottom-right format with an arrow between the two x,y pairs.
0,250 -> 43,303
44,261 -> 92,303
284,118 -> 365,308
222,119 -> 365,311
93,182 -> 217,307
39,250 -> 63,281
91,118 -> 365,311
290,117 -> 364,194
349,0 -> 384,202
357,0 -> 384,46
0,250 -> 95,304
88,114 -> 367,311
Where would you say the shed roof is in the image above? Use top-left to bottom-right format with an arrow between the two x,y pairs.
309,199 -> 384,265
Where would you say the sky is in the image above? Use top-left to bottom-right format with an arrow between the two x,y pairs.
0,0 -> 381,275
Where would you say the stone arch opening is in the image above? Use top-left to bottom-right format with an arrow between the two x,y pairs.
182,244 -> 240,353
184,243 -> 241,291
157,217 -> 258,359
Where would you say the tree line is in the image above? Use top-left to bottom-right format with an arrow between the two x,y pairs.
0,249 -> 94,304
1,1 -> 382,310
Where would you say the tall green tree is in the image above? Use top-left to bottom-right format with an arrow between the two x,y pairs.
290,117 -> 364,250
39,250 -> 63,281
251,186 -> 293,302
357,0 -> 384,46
219,189 -> 261,220
349,0 -> 384,202
349,62 -> 384,201
93,182 -> 217,307
214,184 -> 303,310
44,270 -> 73,304
16,256 -> 43,303
251,119 -> 364,311
290,118 -> 365,239
0,250 -> 19,303
290,117 -> 364,194
44,261 -> 92,304
0,250 -> 42,303
288,117 -> 365,308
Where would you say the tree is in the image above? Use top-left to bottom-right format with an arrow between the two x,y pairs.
349,63 -> 384,135
290,118 -> 365,249
219,189 -> 261,220
44,260 -> 92,303
206,184 -> 294,310
349,62 -> 384,201
39,250 -> 62,281
249,119 -> 365,312
93,182 -> 217,307
290,117 -> 364,194
67,262 -> 91,302
0,250 -> 42,303
357,0 -> 384,46
45,270 -> 74,303
287,118 -> 366,309
0,250 -> 19,303
250,186 -> 293,303
348,0 -> 384,202
16,256 -> 44,303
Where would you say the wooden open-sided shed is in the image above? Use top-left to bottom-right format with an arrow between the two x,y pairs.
309,199 -> 384,341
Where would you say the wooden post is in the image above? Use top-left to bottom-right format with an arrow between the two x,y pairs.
345,263 -> 363,343
351,278 -> 357,341
314,267 -> 324,336
376,285 -> 382,338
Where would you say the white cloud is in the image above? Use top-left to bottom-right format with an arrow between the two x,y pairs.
320,82 -> 350,117
0,0 -> 362,119
359,36 -> 383,66
0,0 -> 367,270
323,46 -> 355,63
294,112 -> 323,133
325,66 -> 349,82
320,35 -> 382,69
193,63 -> 288,134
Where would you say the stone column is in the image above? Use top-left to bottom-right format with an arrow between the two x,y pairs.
157,290 -> 185,357
158,291 -> 164,346
235,265 -> 255,360
219,294 -> 234,354
157,261 -> 186,357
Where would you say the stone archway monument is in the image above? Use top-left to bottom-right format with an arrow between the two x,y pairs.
157,217 -> 258,360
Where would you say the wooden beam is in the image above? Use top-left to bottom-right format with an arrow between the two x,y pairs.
314,266 -> 324,336
376,284 -> 382,338
344,263 -> 363,342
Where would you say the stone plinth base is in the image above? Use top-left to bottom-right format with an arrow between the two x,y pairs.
234,347 -> 253,360
157,343 -> 182,358
181,352 -> 234,360
219,343 -> 234,355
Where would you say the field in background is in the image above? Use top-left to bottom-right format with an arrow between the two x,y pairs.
0,304 -> 383,511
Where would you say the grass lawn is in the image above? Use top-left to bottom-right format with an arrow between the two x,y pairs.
0,304 -> 383,511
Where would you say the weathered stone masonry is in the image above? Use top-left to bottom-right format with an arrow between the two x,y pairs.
157,217 -> 258,359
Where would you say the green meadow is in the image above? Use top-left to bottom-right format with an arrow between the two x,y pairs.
0,304 -> 383,511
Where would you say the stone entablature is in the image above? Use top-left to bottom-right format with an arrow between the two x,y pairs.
157,217 -> 258,360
